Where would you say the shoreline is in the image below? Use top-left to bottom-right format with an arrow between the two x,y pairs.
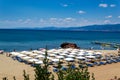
0,49 -> 120,80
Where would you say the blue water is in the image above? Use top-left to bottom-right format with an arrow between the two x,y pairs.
0,29 -> 120,51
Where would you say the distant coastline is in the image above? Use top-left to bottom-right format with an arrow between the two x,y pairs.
0,29 -> 120,32
0,24 -> 120,32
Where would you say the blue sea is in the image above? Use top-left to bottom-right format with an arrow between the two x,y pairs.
0,29 -> 120,51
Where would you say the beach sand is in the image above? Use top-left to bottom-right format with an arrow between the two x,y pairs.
0,53 -> 35,80
0,50 -> 120,80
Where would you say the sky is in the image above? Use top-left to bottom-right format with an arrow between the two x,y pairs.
0,0 -> 120,28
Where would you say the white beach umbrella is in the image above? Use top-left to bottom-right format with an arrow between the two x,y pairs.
41,52 -> 45,55
57,49 -> 64,52
56,56 -> 64,59
53,51 -> 60,54
77,53 -> 85,56
72,49 -> 79,53
24,52 -> 32,55
76,56 -> 86,60
29,53 -> 38,57
86,56 -> 95,59
69,52 -> 76,55
47,57 -> 53,60
28,59 -> 39,63
64,58 -> 74,62
65,48 -> 71,51
22,56 -> 32,60
66,55 -> 75,58
36,55 -> 45,58
17,54 -> 26,57
87,50 -> 94,53
59,53 -> 67,56
35,51 -> 43,54
95,52 -> 102,55
35,60 -> 43,64
79,51 -> 85,54
48,49 -> 56,53
63,51 -> 69,54
32,50 -> 41,53
51,59 -> 59,62
39,56 -> 52,60
21,51 -> 28,54
40,48 -> 46,52
48,53 -> 56,57
79,49 -> 85,52
10,52 -> 20,56
85,52 -> 94,56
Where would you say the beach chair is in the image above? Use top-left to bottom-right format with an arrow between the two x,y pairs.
87,63 -> 94,67
93,62 -> 101,66
110,59 -> 117,63
106,60 -> 112,64
86,62 -> 94,67
99,61 -> 106,65
17,57 -> 24,62
53,68 -> 59,72
79,64 -> 86,68
61,66 -> 67,71
11,56 -> 16,60
115,57 -> 120,62
70,64 -> 76,69
31,64 -> 39,67
48,61 -> 54,65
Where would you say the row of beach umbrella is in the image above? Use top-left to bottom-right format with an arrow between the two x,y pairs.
9,48 -> 103,64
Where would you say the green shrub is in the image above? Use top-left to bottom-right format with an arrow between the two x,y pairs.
34,46 -> 54,80
23,70 -> 30,80
55,61 -> 94,80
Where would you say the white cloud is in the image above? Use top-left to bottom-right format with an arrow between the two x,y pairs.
61,4 -> 68,7
63,4 -> 68,7
110,4 -> 116,7
0,17 -> 118,28
63,18 -> 75,22
105,15 -> 112,18
99,3 -> 108,8
118,16 -> 120,18
18,19 -> 23,22
23,19 -> 31,24
39,19 -> 45,23
50,18 -> 57,21
104,20 -> 111,24
78,10 -> 86,14
99,3 -> 116,8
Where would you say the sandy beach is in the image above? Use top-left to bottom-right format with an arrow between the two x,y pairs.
0,50 -> 120,80
0,53 -> 35,80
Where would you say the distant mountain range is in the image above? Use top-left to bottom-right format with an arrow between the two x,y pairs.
66,24 -> 120,31
32,24 -> 120,31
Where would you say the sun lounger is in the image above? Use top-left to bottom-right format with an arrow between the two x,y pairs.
17,57 -> 24,62
115,57 -> 120,62
110,59 -> 117,63
79,64 -> 86,68
53,68 -> 59,72
61,66 -> 67,71
106,60 -> 112,64
70,64 -> 76,69
86,62 -> 94,67
93,62 -> 101,66
99,61 -> 106,65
